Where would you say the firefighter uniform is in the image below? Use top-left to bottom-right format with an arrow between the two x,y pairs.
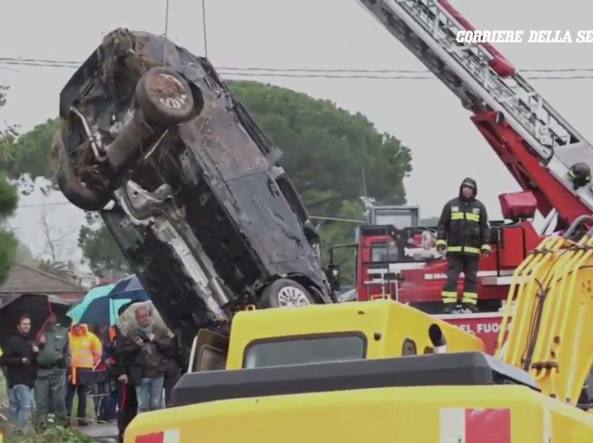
436,177 -> 491,311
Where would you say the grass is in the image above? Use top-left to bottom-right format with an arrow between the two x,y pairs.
2,426 -> 95,443
0,372 -> 96,442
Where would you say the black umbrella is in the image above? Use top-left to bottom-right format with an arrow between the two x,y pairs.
0,293 -> 71,348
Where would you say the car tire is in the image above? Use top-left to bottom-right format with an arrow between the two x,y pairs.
258,279 -> 315,308
135,67 -> 196,126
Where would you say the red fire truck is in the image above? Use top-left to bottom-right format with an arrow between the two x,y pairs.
327,1 -> 593,353
329,197 -> 541,353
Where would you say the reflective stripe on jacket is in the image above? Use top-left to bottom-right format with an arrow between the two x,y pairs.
68,324 -> 102,384
437,196 -> 490,254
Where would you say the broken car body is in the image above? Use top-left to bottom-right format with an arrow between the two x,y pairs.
56,29 -> 333,345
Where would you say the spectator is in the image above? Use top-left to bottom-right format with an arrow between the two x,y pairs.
96,325 -> 118,422
0,314 -> 40,432
124,306 -> 173,413
66,323 -> 102,426
111,324 -> 137,443
34,313 -> 69,425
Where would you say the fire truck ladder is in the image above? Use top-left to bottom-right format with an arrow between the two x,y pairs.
358,0 -> 593,215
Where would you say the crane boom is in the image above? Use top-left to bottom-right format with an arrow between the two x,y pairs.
358,0 -> 593,226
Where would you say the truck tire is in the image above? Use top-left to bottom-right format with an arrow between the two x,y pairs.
258,279 -> 315,308
135,67 -> 196,126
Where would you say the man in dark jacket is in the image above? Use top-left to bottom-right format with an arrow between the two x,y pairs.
436,177 -> 491,313
109,325 -> 137,443
34,313 -> 69,425
0,314 -> 40,430
123,306 -> 174,413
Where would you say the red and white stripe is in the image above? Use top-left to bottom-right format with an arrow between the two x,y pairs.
135,429 -> 180,443
440,408 -> 511,443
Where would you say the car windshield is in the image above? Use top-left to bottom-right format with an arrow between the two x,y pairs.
243,334 -> 366,368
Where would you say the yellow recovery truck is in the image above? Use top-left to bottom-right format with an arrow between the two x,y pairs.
125,216 -> 593,442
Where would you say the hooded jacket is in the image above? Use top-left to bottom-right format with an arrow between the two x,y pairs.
68,324 -> 102,384
437,177 -> 490,254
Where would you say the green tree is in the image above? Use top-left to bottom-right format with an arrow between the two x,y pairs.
0,86 -> 19,285
78,213 -> 130,277
230,81 -> 411,215
0,117 -> 59,186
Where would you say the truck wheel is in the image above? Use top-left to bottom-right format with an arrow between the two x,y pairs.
135,67 -> 196,126
258,279 -> 315,308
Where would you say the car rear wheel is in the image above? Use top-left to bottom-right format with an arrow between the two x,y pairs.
135,67 -> 197,126
258,279 -> 315,308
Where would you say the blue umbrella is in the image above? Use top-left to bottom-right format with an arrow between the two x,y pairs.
67,284 -> 115,324
67,275 -> 150,327
109,275 -> 147,301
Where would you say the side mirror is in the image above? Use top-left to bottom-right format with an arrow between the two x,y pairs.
325,264 -> 341,292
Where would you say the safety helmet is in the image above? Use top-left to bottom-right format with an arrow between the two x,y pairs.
568,162 -> 591,190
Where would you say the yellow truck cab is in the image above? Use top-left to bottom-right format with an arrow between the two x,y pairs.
125,300 -> 593,442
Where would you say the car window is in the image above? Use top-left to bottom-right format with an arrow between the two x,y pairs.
243,334 -> 366,369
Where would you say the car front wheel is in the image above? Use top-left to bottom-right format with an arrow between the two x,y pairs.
258,279 -> 315,308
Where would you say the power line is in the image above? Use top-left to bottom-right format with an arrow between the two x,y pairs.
220,72 -> 434,80
221,72 -> 593,81
5,57 -> 593,79
219,66 -> 593,74
6,57 -> 593,73
0,57 -> 81,66
4,59 -> 593,80
18,201 -> 72,208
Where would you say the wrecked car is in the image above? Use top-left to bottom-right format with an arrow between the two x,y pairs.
56,29 -> 334,344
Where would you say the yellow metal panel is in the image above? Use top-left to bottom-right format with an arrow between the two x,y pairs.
497,230 -> 593,405
125,385 -> 593,443
496,235 -> 567,366
226,300 -> 483,369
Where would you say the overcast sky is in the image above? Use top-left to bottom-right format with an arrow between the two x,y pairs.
3,0 -> 593,261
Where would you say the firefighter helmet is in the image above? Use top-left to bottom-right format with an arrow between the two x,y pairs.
568,162 -> 591,190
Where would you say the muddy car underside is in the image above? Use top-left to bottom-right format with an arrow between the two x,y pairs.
56,29 -> 332,345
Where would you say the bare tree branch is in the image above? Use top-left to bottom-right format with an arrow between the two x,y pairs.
39,207 -> 60,262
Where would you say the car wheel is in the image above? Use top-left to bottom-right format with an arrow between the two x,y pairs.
258,279 -> 315,308
135,67 -> 197,126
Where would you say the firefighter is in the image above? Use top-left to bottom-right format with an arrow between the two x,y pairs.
436,177 -> 491,313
